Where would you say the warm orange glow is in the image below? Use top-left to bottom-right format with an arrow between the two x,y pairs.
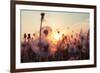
53,32 -> 62,41
47,31 -> 63,45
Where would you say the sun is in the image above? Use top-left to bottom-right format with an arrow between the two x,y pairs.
53,32 -> 61,41
47,30 -> 63,45
50,31 -> 62,44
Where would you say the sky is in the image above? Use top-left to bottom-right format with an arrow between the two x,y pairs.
20,10 -> 90,39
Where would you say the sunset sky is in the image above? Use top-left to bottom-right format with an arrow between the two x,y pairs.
21,10 -> 90,40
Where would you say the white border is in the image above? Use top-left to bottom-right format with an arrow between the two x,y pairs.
16,4 -> 94,69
